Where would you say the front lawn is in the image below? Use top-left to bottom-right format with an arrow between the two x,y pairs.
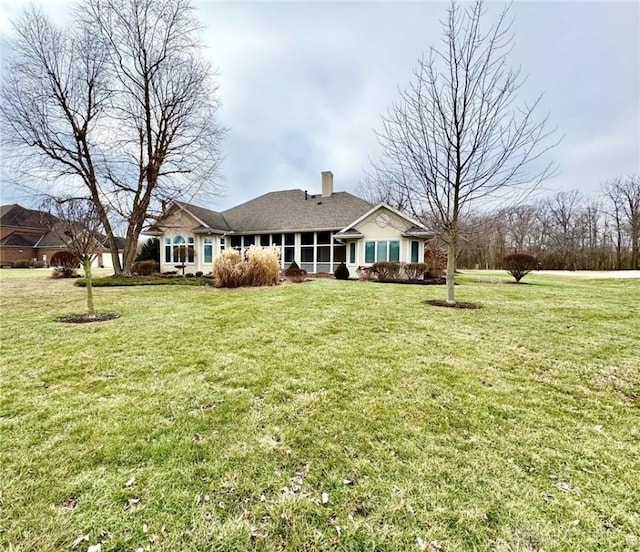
1,270 -> 638,551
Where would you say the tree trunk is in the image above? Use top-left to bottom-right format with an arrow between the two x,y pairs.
83,260 -> 95,315
446,238 -> 457,305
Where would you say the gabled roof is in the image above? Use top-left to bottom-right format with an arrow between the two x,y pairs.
221,190 -> 374,233
0,204 -> 58,229
337,202 -> 431,235
174,201 -> 230,233
0,231 -> 43,247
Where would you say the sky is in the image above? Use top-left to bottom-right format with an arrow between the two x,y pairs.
0,0 -> 638,211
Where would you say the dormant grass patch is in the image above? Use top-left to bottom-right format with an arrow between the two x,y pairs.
1,269 -> 639,551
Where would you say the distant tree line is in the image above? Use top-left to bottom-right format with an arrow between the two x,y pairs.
453,175 -> 640,270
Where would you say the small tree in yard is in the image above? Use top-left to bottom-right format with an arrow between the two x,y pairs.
504,253 -> 538,283
371,0 -> 557,305
136,238 -> 160,263
45,198 -> 103,315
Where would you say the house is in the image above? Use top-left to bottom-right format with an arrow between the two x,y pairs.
146,171 -> 432,275
0,203 -> 124,268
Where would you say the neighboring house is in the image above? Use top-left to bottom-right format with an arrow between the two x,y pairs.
146,171 -> 432,275
0,203 -> 124,268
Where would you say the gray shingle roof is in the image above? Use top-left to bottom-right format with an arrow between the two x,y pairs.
175,201 -> 230,232
0,204 -> 59,229
220,190 -> 374,233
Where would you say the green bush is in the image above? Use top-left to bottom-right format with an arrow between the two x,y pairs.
186,272 -> 194,278
195,271 -> 203,278
334,262 -> 350,280
135,237 -> 160,262
12,260 -> 32,268
284,261 -> 300,276
132,260 -> 159,276
372,262 -> 403,281
50,251 -> 79,278
33,261 -> 45,268
404,262 -> 428,280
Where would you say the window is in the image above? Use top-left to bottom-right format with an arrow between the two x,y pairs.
365,241 -> 375,263
166,235 -> 195,264
349,242 -> 356,264
364,240 -> 400,263
283,233 -> 295,263
271,234 -> 282,246
204,237 -> 213,263
220,238 -> 226,251
164,237 -> 171,263
230,236 -> 241,249
243,235 -> 255,247
411,241 -> 419,263
260,235 -> 270,247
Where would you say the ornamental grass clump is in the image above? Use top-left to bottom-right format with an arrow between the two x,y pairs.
245,245 -> 280,287
213,249 -> 245,288
213,246 -> 280,288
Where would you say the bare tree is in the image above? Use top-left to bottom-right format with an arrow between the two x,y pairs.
44,197 -> 104,315
603,175 -> 640,270
1,0 -> 223,275
371,0 -> 557,304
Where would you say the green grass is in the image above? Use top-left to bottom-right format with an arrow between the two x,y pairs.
1,269 -> 639,551
75,275 -> 213,287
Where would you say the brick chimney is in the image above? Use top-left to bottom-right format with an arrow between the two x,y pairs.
321,171 -> 333,197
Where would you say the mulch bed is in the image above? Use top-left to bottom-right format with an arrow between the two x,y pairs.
425,300 -> 481,309
58,312 -> 119,324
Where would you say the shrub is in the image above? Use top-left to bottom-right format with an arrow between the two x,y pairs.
405,262 -> 428,280
424,248 -> 447,276
12,260 -> 32,268
186,272 -> 194,278
33,261 -> 45,269
132,260 -> 159,276
373,262 -> 403,281
135,237 -> 160,262
334,262 -> 350,280
195,271 -> 203,278
283,260 -> 307,283
50,251 -> 79,278
504,253 -> 538,283
356,266 -> 378,281
284,261 -> 300,276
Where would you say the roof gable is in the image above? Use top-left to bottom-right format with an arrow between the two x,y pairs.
337,203 -> 430,234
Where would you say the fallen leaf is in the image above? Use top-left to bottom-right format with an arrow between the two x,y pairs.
87,545 -> 102,552
321,492 -> 329,504
417,537 -> 426,551
557,481 -> 572,492
343,479 -> 354,486
125,476 -> 136,488
62,497 -> 79,510
427,541 -> 443,552
192,433 -> 204,442
143,523 -> 149,533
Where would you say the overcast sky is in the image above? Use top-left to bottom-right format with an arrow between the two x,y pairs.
1,0 -> 638,211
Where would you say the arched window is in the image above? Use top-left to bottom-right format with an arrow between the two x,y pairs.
164,235 -> 195,263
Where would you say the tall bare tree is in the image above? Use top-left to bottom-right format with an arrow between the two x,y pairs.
1,0 -> 223,275
603,175 -> 640,270
371,0 -> 557,304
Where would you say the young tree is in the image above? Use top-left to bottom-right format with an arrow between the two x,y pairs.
44,198 -> 104,315
371,0 -> 557,304
1,0 -> 223,276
